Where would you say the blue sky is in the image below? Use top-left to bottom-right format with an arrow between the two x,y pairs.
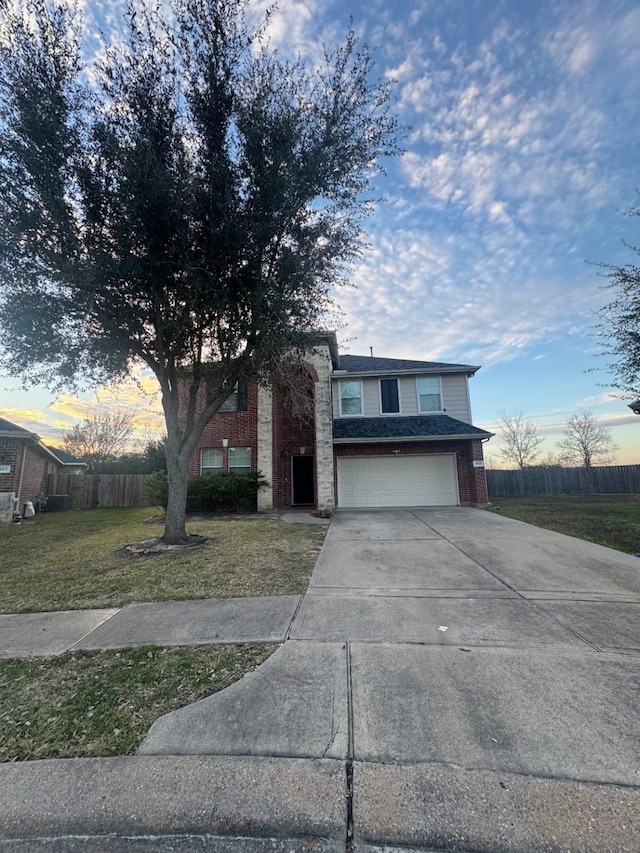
1,0 -> 640,463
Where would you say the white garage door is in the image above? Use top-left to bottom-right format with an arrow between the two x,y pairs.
337,454 -> 458,508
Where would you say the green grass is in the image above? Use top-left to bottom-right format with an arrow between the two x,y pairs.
490,495 -> 640,553
0,644 -> 275,761
0,508 -> 326,613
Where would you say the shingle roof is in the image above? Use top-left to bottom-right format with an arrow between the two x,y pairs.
337,354 -> 480,374
45,445 -> 86,466
0,417 -> 34,436
333,415 -> 493,442
0,418 -> 86,465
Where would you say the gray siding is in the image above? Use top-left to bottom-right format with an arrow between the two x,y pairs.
399,377 -> 418,415
441,374 -> 471,421
333,373 -> 472,422
362,378 -> 380,416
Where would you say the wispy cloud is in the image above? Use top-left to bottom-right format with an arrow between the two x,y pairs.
1,369 -> 164,448
336,219 -> 598,368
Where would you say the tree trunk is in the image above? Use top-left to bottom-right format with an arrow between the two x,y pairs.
163,445 -> 190,545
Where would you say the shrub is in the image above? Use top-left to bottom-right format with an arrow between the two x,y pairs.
145,471 -> 169,509
145,470 -> 268,513
187,472 -> 269,512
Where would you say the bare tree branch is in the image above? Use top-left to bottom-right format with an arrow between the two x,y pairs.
496,411 -> 544,469
557,411 -> 618,468
62,408 -> 134,471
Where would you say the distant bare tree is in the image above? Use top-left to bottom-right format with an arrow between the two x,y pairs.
557,411 -> 618,468
534,450 -> 564,468
62,409 -> 134,471
496,411 -> 544,469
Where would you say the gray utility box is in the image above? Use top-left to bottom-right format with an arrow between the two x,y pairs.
46,495 -> 72,512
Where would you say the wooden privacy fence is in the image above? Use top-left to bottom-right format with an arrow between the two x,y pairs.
487,465 -> 640,497
47,473 -> 156,509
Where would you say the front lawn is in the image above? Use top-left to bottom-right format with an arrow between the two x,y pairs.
490,494 -> 640,553
0,508 -> 326,613
0,644 -> 274,761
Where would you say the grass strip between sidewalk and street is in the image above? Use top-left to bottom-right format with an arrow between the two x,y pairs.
489,494 -> 640,553
0,508 -> 326,613
0,644 -> 275,761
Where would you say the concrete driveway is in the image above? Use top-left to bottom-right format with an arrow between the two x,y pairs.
4,507 -> 640,852
137,507 -> 640,850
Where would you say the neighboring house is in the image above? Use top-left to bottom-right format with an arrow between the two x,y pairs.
187,333 -> 493,511
0,418 -> 86,522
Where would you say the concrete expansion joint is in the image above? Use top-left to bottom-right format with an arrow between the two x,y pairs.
345,641 -> 355,853
285,595 -> 306,641
345,642 -> 354,761
68,608 -> 124,653
526,599 -> 602,652
345,759 -> 354,853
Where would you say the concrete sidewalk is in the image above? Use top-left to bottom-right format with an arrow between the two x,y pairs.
1,507 -> 640,851
0,595 -> 302,657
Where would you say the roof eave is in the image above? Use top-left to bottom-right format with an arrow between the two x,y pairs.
335,365 -> 481,379
0,430 -> 39,443
37,441 -> 73,464
44,444 -> 88,466
333,432 -> 493,444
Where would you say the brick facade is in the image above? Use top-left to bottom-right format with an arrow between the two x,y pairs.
271,389 -> 316,509
18,445 -> 58,505
0,435 -> 68,521
186,384 -> 259,478
0,438 -> 26,498
0,439 -> 58,504
189,344 -> 339,512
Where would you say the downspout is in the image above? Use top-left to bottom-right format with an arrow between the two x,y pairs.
16,444 -> 28,505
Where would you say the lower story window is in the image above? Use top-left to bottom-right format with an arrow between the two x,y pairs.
229,447 -> 251,475
201,448 -> 222,476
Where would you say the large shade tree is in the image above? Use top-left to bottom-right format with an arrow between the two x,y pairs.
0,0 -> 401,543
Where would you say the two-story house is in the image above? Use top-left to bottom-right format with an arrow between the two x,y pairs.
187,332 -> 492,511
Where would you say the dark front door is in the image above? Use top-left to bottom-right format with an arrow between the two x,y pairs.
292,456 -> 315,505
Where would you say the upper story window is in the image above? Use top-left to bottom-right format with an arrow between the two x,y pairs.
417,376 -> 442,412
201,448 -> 222,476
219,380 -> 248,412
339,380 -> 363,416
380,377 -> 400,414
